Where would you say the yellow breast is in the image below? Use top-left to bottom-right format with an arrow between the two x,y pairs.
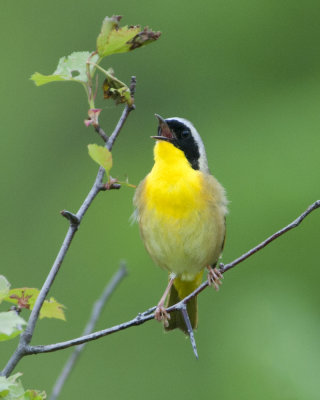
134,141 -> 226,280
145,142 -> 208,218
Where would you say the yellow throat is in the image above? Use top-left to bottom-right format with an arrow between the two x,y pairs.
144,141 -> 207,219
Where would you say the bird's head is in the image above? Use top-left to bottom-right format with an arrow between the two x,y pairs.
152,114 -> 209,173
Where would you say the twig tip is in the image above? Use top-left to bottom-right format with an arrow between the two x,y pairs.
60,210 -> 80,226
119,260 -> 129,276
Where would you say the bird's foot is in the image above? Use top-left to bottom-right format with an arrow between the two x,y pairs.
155,305 -> 170,328
154,273 -> 176,328
207,266 -> 223,291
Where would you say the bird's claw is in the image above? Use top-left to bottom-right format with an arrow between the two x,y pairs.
155,305 -> 170,328
207,266 -> 223,291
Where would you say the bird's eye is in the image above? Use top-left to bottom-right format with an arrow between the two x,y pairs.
181,130 -> 190,139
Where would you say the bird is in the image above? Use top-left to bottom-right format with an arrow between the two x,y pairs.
133,115 -> 228,333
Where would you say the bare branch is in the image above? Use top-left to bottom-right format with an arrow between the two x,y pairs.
179,304 -> 198,359
221,199 -> 320,274
50,264 -> 127,400
19,200 -> 319,357
106,76 -> 136,150
94,125 -> 109,142
0,77 -> 137,378
27,313 -> 155,354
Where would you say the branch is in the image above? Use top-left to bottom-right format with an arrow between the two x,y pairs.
0,76 -> 137,378
180,303 -> 198,359
50,264 -> 127,400
94,125 -> 109,143
106,76 -> 136,150
221,199 -> 320,274
19,200 -> 319,356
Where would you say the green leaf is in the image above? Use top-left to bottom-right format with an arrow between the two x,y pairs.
0,276 -> 10,304
100,25 -> 141,57
4,288 -> 66,321
88,144 -> 113,173
31,52 -> 99,86
23,389 -> 47,399
0,374 -> 46,400
97,15 -> 122,57
0,373 -> 23,398
40,297 -> 66,321
0,311 -> 26,342
30,72 -> 66,86
96,15 -> 161,58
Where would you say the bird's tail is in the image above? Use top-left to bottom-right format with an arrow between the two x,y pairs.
165,271 -> 203,334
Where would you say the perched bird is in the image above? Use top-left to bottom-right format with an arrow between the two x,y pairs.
133,115 -> 228,333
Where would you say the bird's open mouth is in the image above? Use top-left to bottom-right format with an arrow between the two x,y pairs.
151,114 -> 174,141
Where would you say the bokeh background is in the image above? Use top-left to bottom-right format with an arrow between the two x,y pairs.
1,0 -> 320,398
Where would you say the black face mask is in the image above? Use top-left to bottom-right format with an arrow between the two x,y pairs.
165,119 -> 200,170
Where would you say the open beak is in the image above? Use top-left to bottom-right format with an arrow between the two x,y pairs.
151,114 -> 174,141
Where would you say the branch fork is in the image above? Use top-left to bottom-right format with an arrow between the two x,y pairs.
60,210 -> 80,227
100,177 -> 121,190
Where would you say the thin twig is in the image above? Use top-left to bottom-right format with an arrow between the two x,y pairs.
18,200 -> 319,356
180,304 -> 198,359
221,200 -> 320,274
50,264 -> 127,400
106,76 -> 136,150
0,77 -> 137,378
94,125 -> 109,142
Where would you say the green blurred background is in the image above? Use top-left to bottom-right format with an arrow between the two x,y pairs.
1,0 -> 320,398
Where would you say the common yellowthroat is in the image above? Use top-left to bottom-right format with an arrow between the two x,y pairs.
133,115 -> 227,333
